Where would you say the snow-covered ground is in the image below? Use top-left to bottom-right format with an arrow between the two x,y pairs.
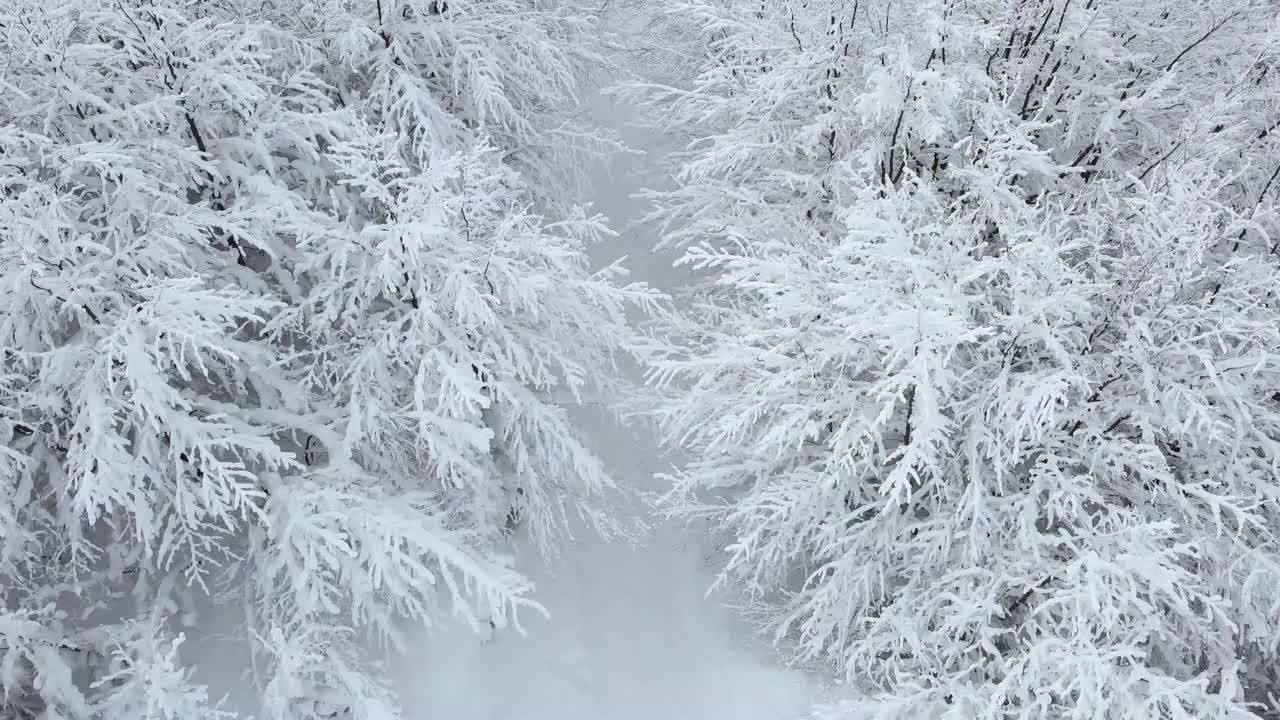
394,17 -> 828,720
396,406 -> 821,720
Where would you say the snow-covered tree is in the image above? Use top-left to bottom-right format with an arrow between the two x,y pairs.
0,0 -> 655,717
636,0 -> 1280,717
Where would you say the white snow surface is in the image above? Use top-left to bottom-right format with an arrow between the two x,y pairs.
392,28 -> 827,720
395,409 -> 820,720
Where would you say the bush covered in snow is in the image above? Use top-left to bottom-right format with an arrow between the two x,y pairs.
635,0 -> 1280,717
0,0 -> 658,717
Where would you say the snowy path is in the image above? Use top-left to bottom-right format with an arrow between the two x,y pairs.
398,405 -> 818,720
395,27 -> 824,720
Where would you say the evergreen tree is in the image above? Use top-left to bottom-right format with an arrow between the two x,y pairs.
636,0 -> 1280,716
0,0 -> 656,717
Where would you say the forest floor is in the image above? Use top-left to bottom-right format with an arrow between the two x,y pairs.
393,9 -> 831,720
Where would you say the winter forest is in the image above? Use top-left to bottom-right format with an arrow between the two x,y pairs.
1,0 -> 1279,718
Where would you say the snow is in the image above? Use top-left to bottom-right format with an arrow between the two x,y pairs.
393,38 -> 826,720
396,404 -> 821,720
7,0 -> 1276,715
397,464 -> 820,720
